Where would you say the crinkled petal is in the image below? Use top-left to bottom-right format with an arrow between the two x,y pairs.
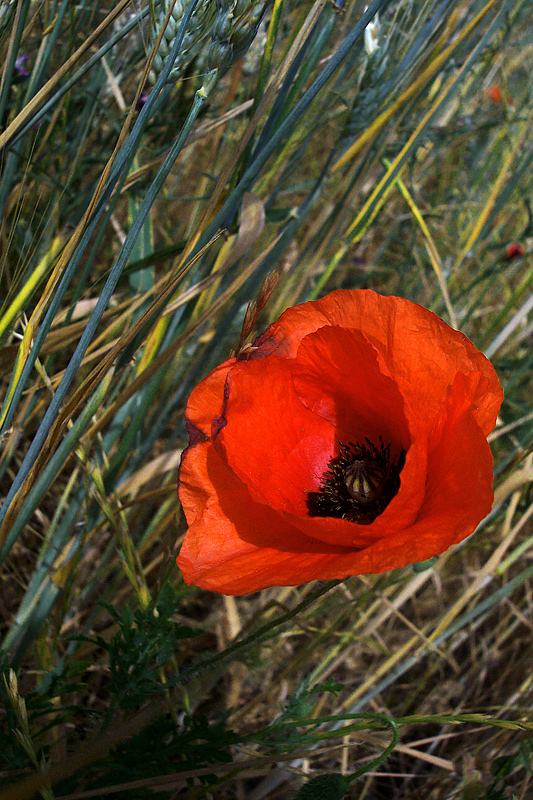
185,357 -> 235,438
177,392 -> 493,594
177,439 -> 353,594
260,290 -> 502,434
292,326 -> 410,449
218,356 -> 336,516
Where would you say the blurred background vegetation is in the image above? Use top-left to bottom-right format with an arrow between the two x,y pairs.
0,0 -> 532,797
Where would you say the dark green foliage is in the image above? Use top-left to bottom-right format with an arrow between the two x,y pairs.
76,584 -> 201,711
56,712 -> 238,799
294,773 -> 348,800
256,678 -> 345,750
485,738 -> 533,799
282,678 -> 344,722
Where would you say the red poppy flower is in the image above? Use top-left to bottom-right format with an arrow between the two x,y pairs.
485,85 -> 503,103
177,290 -> 503,595
484,85 -> 514,107
504,243 -> 524,261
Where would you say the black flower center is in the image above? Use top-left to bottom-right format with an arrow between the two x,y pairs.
306,438 -> 405,524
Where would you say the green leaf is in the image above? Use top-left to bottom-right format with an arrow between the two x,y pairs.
294,773 -> 348,800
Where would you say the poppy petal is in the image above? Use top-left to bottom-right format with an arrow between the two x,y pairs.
262,290 -> 501,434
292,325 -> 410,449
217,356 -> 336,516
178,439 -> 353,594
177,400 -> 491,593
185,357 -> 235,438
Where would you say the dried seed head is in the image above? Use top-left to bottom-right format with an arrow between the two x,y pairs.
256,270 -> 279,311
236,270 -> 278,356
4,668 -> 18,703
240,300 -> 258,342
